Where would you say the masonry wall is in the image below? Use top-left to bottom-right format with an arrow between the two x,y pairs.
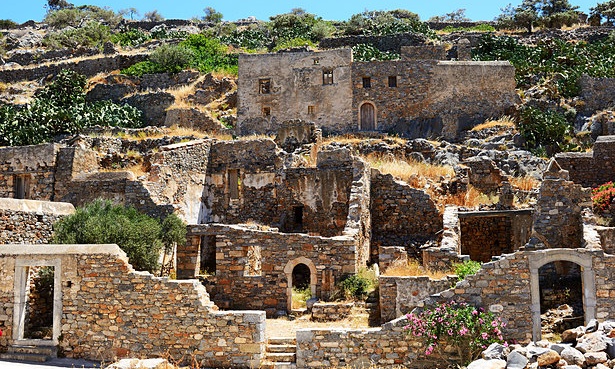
459,210 -> 532,262
556,136 -> 615,188
379,275 -> 457,323
0,245 -> 265,368
203,139 -> 282,225
370,170 -> 442,260
0,198 -> 74,244
351,59 -> 517,139
181,224 -> 359,314
0,144 -> 61,201
579,74 -> 615,114
237,49 -> 354,135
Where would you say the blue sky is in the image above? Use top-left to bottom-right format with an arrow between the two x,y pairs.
2,0 -> 599,24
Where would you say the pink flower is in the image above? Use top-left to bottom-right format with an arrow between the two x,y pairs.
472,310 -> 479,316
481,332 -> 489,339
459,327 -> 469,336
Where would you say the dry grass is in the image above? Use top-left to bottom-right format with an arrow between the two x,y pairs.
382,258 -> 452,279
441,186 -> 499,208
510,175 -> 540,191
322,134 -> 365,145
471,116 -> 516,132
363,153 -> 454,187
168,81 -> 199,101
236,133 -> 274,141
265,306 -> 370,339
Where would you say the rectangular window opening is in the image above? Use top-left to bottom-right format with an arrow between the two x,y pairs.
323,69 -> 334,85
259,78 -> 271,94
14,174 -> 30,199
262,106 -> 271,117
362,77 -> 371,88
228,169 -> 240,200
388,76 -> 397,87
245,246 -> 262,276
308,105 -> 315,115
293,206 -> 304,232
199,235 -> 217,275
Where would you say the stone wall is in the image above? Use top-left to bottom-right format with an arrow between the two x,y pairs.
556,136 -> 615,188
532,160 -> 589,249
463,156 -> 509,194
181,224 -> 361,315
144,140 -> 212,223
0,143 -> 62,201
237,49 -> 354,135
0,54 -> 146,83
351,59 -> 517,139
319,32 -> 426,53
459,209 -> 533,262
370,170 -> 442,260
311,302 -> 354,322
379,275 -> 457,323
0,244 -> 265,368
579,74 -> 615,114
0,198 -> 74,244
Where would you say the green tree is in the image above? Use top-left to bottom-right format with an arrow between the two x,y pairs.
344,9 -> 435,38
591,0 -> 615,24
429,9 -> 472,22
496,0 -> 579,31
203,7 -> 223,23
46,0 -> 72,12
120,7 -> 139,20
53,199 -> 186,273
143,10 -> 164,22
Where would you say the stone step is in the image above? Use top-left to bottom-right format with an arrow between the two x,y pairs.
8,345 -> 57,357
267,344 -> 296,354
260,361 -> 297,369
0,352 -> 49,362
265,352 -> 296,363
268,337 -> 296,345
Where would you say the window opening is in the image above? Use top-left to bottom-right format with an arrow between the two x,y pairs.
14,174 -> 30,199
228,169 -> 240,200
388,76 -> 397,87
199,235 -> 217,275
323,69 -> 333,85
262,106 -> 271,117
308,106 -> 315,115
362,77 -> 371,88
245,246 -> 262,276
259,78 -> 271,94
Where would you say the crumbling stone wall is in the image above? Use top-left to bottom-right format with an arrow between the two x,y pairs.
237,49 -> 354,135
459,209 -> 533,262
181,224 -> 360,315
319,32 -> 426,53
0,198 -> 74,244
0,143 -> 62,200
379,275 -> 457,323
203,139 -> 282,225
579,74 -> 615,114
463,156 -> 509,194
0,54 -> 146,83
370,170 -> 442,260
557,136 -> 615,187
532,160 -> 589,249
311,302 -> 354,322
0,244 -> 265,368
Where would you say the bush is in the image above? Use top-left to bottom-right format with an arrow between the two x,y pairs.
337,267 -> 377,300
149,44 -> 194,73
344,10 -> 436,39
405,301 -> 507,365
272,37 -> 316,52
53,199 -> 185,273
110,28 -> 151,46
0,19 -> 19,29
518,106 -> 571,154
592,182 -> 615,213
453,260 -> 482,281
45,6 -> 121,29
352,44 -> 400,62
0,69 -> 143,146
43,21 -> 111,49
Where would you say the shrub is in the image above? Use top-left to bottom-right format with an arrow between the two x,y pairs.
352,44 -> 400,62
592,182 -> 615,213
43,21 -> 111,49
518,106 -> 571,154
405,301 -> 507,365
149,44 -> 194,73
0,70 -> 143,146
110,28 -> 151,46
0,19 -> 19,29
53,199 -> 185,273
337,267 -> 377,300
272,37 -> 316,52
453,260 -> 482,281
45,6 -> 121,29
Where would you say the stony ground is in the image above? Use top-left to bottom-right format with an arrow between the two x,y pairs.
265,310 -> 370,339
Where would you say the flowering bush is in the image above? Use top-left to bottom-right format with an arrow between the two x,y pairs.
592,182 -> 615,213
405,301 -> 507,365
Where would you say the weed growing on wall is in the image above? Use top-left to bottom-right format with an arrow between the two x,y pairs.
453,260 -> 482,281
405,301 -> 507,365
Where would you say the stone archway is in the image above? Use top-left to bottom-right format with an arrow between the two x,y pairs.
359,102 -> 376,131
529,250 -> 596,341
283,257 -> 317,312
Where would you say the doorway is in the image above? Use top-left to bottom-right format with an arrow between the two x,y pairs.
359,103 -> 376,131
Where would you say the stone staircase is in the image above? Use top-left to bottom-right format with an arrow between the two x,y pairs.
0,344 -> 57,362
261,337 -> 296,369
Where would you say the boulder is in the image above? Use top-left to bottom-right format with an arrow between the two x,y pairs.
506,350 -> 529,369
467,359 -> 506,369
561,347 -> 586,367
536,350 -> 561,366
585,351 -> 609,366
576,331 -> 608,353
482,343 -> 509,360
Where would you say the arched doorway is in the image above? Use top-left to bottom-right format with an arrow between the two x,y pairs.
284,257 -> 317,312
529,250 -> 596,341
539,261 -> 584,340
359,102 -> 376,131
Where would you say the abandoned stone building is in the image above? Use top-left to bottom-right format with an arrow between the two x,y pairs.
3,124 -> 615,367
237,45 -> 518,139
